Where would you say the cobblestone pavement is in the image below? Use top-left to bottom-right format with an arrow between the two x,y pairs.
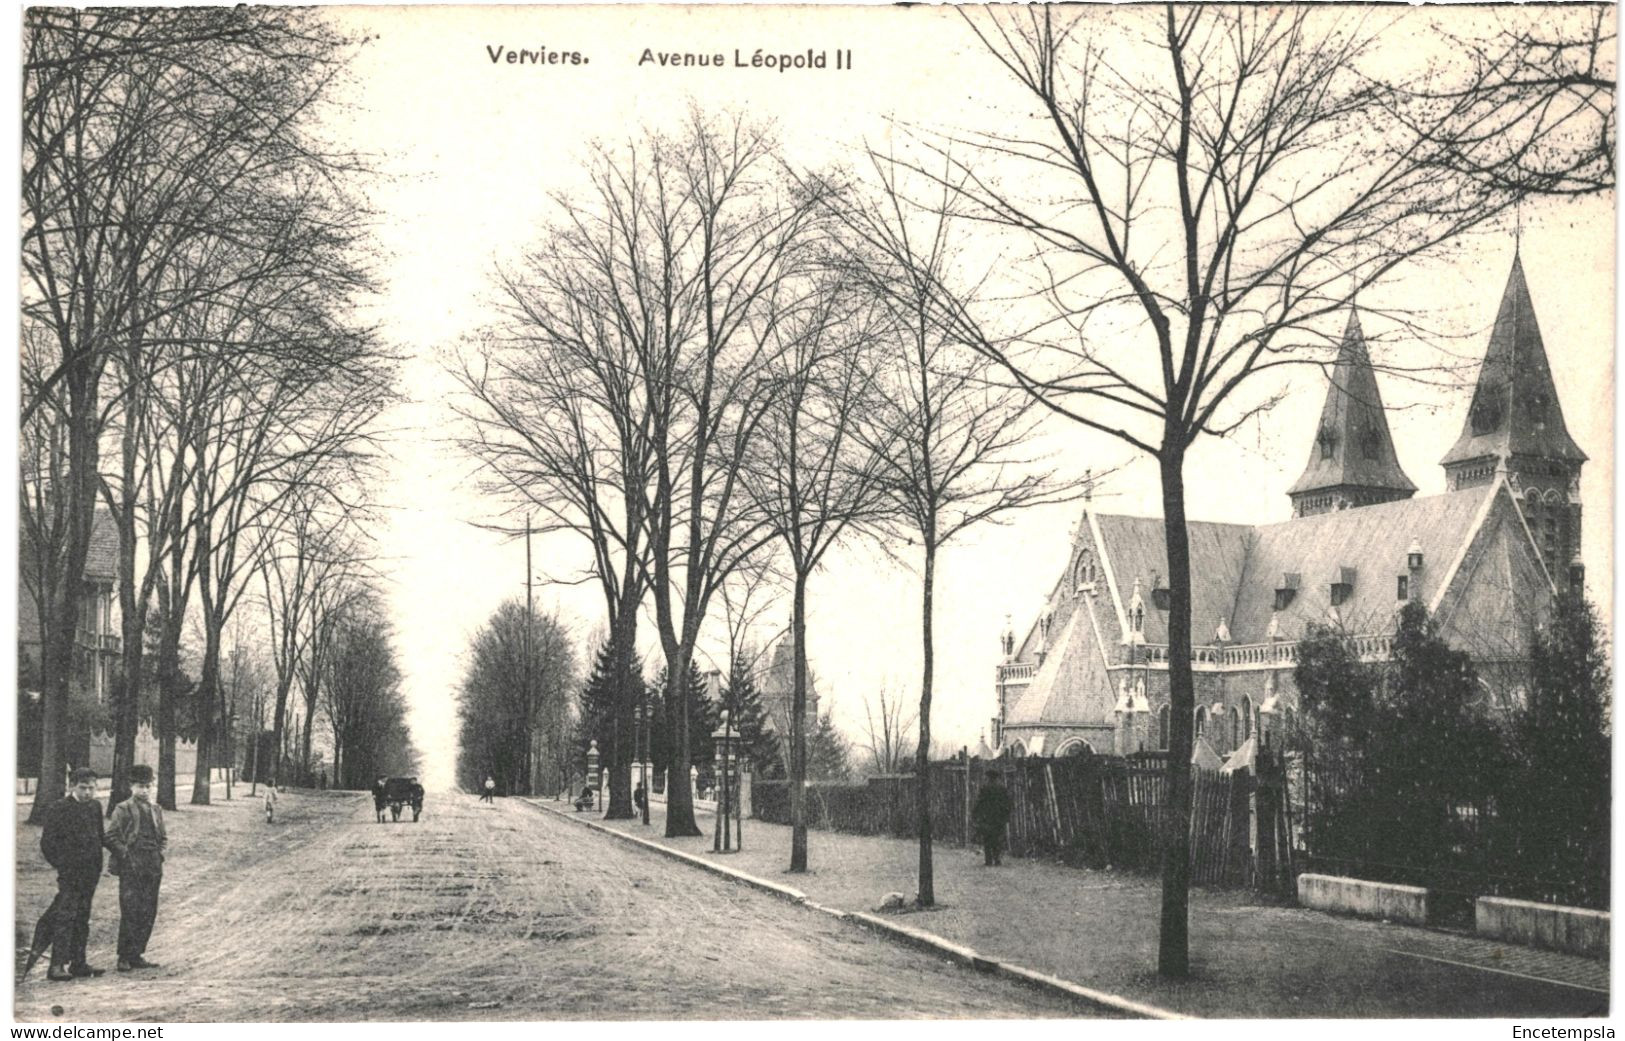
571,801 -> 1608,1019
12,790 -> 1092,1022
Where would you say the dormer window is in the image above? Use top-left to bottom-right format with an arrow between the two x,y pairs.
1316,427 -> 1337,460
1150,573 -> 1171,611
1330,566 -> 1356,607
1396,574 -> 1408,601
1274,572 -> 1300,611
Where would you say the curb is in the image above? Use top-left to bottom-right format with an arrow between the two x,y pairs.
529,799 -> 1187,1020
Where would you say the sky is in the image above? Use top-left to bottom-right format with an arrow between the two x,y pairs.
279,6 -> 1618,792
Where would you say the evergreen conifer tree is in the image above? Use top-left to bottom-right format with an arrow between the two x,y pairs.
806,709 -> 850,781
721,657 -> 783,778
1506,594 -> 1610,904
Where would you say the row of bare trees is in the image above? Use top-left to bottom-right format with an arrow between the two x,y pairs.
452,108 -> 1059,900
21,8 -> 395,818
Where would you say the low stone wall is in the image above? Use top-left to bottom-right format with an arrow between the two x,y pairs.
1297,873 -> 1429,926
1475,897 -> 1609,957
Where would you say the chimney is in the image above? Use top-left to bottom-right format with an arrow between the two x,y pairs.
1406,538 -> 1424,603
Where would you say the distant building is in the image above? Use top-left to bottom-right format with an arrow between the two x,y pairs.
17,509 -> 193,779
759,641 -> 821,758
995,255 -> 1583,763
19,508 -> 122,705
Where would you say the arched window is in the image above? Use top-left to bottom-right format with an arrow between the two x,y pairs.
1194,707 -> 1207,739
1008,740 -> 1027,759
1241,697 -> 1253,741
1231,706 -> 1242,749
1158,705 -> 1170,751
1059,739 -> 1092,757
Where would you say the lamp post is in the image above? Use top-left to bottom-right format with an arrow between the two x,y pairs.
586,739 -> 600,813
712,710 -> 735,853
639,690 -> 650,825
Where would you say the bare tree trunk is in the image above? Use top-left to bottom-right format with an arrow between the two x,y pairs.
916,539 -> 937,906
29,382 -> 98,824
662,638 -> 703,838
1157,449 -> 1195,979
110,374 -> 144,814
602,611 -> 637,819
789,572 -> 810,872
191,619 -> 220,804
155,606 -> 183,811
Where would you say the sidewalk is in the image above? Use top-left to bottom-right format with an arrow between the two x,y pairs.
537,799 -> 1608,1019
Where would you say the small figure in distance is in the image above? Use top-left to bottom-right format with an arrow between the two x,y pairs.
573,785 -> 594,812
105,765 -> 164,972
481,775 -> 496,804
972,771 -> 1012,867
372,777 -> 387,823
263,784 -> 277,824
633,781 -> 647,817
37,767 -> 106,981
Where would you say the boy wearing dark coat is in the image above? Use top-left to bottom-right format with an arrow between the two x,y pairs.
38,767 -> 106,980
105,765 -> 165,971
972,772 -> 1012,866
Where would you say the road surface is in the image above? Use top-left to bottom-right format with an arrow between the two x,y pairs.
13,790 -> 1089,1022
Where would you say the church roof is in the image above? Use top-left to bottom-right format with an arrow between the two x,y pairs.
1231,484 -> 1494,640
1002,482 -> 1530,732
1289,311 -> 1417,496
1441,254 -> 1586,468
1089,484 -> 1496,646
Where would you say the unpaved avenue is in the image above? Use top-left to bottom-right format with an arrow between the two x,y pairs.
14,790 -> 1087,1022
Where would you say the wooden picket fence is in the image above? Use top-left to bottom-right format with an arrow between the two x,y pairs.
754,749 -> 1294,893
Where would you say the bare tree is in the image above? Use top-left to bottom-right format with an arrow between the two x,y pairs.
454,602 -> 577,795
857,685 -> 919,777
633,114 -> 835,839
323,596 -> 419,789
452,233 -> 657,818
914,5 -> 1553,975
822,152 -> 1071,905
1413,8 -> 1615,196
746,269 -> 889,872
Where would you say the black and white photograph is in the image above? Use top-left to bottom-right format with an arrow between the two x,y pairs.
11,2 -> 1616,1029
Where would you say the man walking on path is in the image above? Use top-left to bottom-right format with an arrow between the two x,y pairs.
972,772 -> 1011,866
105,765 -> 165,971
38,767 -> 107,980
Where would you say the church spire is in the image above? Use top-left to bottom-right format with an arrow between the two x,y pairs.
1289,311 -> 1417,518
1442,252 -> 1585,575
1441,253 -> 1586,478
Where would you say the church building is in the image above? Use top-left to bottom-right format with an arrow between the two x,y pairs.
993,255 -> 1585,765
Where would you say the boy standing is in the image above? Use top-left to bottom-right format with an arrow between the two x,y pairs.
38,767 -> 106,980
105,765 -> 165,971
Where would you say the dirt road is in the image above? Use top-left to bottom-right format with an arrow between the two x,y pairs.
13,790 -> 1088,1022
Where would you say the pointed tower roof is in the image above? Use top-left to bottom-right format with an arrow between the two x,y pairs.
1289,311 -> 1418,496
1441,254 -> 1587,468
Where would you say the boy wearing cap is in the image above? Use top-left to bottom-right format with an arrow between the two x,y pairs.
104,765 -> 165,971
38,767 -> 106,980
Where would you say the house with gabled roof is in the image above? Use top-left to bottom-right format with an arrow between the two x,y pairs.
994,255 -> 1584,762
